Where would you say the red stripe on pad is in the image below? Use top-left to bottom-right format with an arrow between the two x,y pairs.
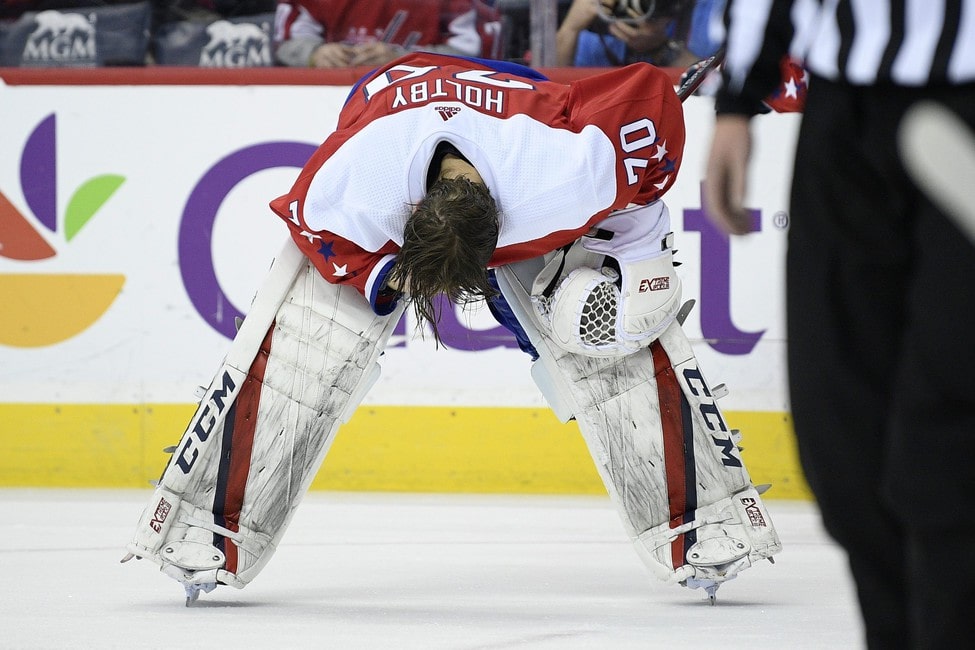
651,341 -> 688,570
222,323 -> 275,573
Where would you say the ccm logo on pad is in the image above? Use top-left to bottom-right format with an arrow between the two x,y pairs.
638,277 -> 670,292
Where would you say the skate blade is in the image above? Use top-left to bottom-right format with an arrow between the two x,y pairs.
683,577 -> 721,605
184,582 -> 217,607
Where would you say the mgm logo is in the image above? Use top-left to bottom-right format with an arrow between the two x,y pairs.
200,20 -> 271,67
22,10 -> 97,66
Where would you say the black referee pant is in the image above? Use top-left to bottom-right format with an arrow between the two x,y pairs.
786,76 -> 975,650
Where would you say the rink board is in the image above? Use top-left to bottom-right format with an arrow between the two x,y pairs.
0,68 -> 805,496
0,403 -> 810,499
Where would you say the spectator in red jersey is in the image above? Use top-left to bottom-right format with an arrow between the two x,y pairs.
273,0 -> 498,68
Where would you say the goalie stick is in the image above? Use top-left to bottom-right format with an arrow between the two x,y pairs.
898,100 -> 975,247
677,47 -> 725,102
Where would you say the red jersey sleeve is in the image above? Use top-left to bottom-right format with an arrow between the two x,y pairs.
269,174 -> 401,315
565,62 -> 686,209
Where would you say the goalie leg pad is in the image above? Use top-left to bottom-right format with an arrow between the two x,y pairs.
497,259 -> 781,593
127,239 -> 405,590
635,485 -> 781,586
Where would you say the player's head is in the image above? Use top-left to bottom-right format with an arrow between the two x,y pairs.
391,176 -> 500,344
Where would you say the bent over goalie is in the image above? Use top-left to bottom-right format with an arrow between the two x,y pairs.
125,52 -> 781,604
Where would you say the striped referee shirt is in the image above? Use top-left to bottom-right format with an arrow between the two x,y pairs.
717,0 -> 975,114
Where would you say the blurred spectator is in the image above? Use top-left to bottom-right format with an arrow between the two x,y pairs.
555,0 -> 699,67
686,0 -> 722,59
151,1 -> 278,67
0,1 -> 33,22
493,0 -> 573,65
153,1 -> 276,28
273,0 -> 498,68
1,0 -> 135,21
0,1 -> 152,66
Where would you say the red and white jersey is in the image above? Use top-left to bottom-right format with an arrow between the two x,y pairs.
270,52 -> 685,313
274,0 -> 483,56
762,56 -> 808,114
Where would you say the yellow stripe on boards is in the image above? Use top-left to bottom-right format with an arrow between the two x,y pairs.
0,404 -> 811,499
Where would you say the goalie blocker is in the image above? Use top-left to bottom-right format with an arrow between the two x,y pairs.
124,238 -> 405,602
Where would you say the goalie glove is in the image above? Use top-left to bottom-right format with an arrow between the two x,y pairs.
537,203 -> 681,357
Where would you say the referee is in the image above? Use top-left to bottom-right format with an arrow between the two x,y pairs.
704,1 -> 975,648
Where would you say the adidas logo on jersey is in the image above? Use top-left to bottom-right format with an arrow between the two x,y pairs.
435,106 -> 461,121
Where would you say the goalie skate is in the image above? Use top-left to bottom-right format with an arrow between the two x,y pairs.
123,238 -> 405,602
496,254 -> 782,602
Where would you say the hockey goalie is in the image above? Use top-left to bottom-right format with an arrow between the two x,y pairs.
124,52 -> 781,604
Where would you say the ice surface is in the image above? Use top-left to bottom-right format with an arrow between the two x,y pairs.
0,491 -> 863,649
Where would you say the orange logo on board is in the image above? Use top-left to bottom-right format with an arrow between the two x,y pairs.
0,113 -> 126,347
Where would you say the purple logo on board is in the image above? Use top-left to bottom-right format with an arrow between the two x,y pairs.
683,183 -> 766,356
177,147 -> 767,355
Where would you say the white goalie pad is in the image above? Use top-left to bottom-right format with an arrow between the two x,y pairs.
125,238 -> 405,597
496,256 -> 781,598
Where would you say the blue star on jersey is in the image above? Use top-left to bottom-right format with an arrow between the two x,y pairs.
317,239 -> 336,261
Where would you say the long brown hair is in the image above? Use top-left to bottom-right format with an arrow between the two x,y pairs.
388,176 -> 500,345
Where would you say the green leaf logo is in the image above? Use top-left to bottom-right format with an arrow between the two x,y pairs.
65,174 -> 125,242
0,113 -> 127,347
